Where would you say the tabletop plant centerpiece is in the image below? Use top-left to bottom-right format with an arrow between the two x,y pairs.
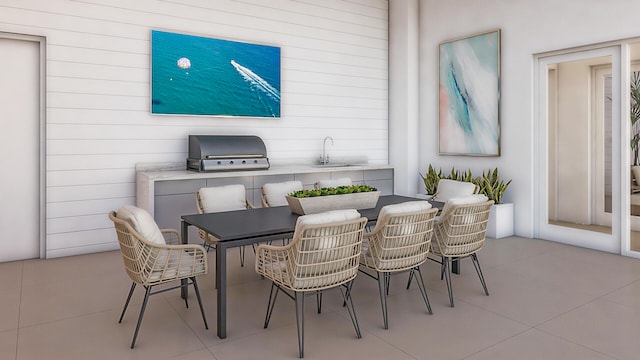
286,184 -> 380,215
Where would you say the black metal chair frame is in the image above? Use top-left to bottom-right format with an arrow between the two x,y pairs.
119,276 -> 208,348
359,266 -> 432,329
407,254 -> 489,307
263,280 -> 361,358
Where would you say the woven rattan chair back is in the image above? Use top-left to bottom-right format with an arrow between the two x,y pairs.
255,215 -> 367,357
362,207 -> 438,272
256,216 -> 367,292
110,211 -> 208,286
359,206 -> 438,329
195,187 -> 254,266
260,180 -> 303,207
429,200 -> 494,307
108,210 -> 208,348
432,200 -> 494,257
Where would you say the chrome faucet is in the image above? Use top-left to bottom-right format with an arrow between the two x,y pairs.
320,136 -> 334,165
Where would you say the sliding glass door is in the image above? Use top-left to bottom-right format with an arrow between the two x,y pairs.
535,47 -> 621,253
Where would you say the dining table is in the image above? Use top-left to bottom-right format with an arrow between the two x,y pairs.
180,195 -> 444,339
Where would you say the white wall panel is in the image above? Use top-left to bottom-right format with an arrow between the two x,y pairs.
47,169 -> 135,187
47,197 -> 136,219
46,228 -> 118,252
47,183 -> 135,203
46,214 -> 113,234
419,0 -> 640,237
0,0 -> 388,258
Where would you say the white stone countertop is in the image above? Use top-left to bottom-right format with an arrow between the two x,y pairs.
136,162 -> 394,181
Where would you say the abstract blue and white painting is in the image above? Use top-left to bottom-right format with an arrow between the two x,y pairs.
439,30 -> 500,156
151,30 -> 280,117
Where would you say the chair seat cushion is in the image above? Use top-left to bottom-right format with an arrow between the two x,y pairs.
297,209 -> 361,226
116,205 -> 166,245
379,200 -> 432,217
433,179 -> 477,202
369,201 -> 432,234
199,185 -> 247,213
440,194 -> 489,220
148,250 -> 206,282
263,181 -> 303,207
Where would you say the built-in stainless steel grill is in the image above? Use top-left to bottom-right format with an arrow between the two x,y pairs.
186,135 -> 270,172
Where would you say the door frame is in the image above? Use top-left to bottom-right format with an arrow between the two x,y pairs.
533,45 -> 622,254
0,32 -> 47,259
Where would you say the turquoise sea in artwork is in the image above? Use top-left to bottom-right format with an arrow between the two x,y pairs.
151,30 -> 281,117
439,31 -> 499,155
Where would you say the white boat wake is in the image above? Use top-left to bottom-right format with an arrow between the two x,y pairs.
230,60 -> 280,101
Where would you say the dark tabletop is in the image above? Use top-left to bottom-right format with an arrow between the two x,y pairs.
181,195 -> 443,242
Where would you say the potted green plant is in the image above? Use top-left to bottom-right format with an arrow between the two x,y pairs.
419,165 -> 514,238
474,168 -> 513,238
474,168 -> 512,204
419,165 -> 442,198
419,165 -> 476,198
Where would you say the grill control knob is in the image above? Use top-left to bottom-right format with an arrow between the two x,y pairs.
229,160 -> 234,165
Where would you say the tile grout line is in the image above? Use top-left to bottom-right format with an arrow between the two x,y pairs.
528,280 -> 640,360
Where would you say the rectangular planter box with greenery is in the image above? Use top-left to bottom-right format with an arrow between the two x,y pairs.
286,185 -> 380,215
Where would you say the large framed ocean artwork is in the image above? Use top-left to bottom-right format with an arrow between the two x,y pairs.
151,30 -> 281,118
438,29 -> 501,156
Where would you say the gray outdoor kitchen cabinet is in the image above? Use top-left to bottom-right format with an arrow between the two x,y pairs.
136,164 -> 394,243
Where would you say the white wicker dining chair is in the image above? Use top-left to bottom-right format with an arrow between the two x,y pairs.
260,180 -> 303,207
431,179 -> 479,202
417,195 -> 493,307
109,205 -> 208,348
255,209 -> 367,358
195,184 -> 254,266
359,201 -> 438,329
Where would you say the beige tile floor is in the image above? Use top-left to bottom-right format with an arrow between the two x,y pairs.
2,236 -> 640,359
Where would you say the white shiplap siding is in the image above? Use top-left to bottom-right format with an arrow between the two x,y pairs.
0,0 -> 388,258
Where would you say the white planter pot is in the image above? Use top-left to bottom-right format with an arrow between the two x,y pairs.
486,203 -> 514,239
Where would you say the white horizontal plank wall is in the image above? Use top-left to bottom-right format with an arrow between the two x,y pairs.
0,0 -> 389,258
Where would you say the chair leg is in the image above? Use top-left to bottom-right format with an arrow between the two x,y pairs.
412,267 -> 433,315
119,282 -> 136,323
294,292 -> 305,358
339,280 -> 362,338
264,283 -> 280,329
471,253 -> 490,296
183,287 -> 189,309
385,272 -> 391,295
443,258 -> 455,307
342,278 -> 355,307
376,271 -> 389,329
191,277 -> 209,329
406,271 -> 414,290
239,245 -> 245,267
316,292 -> 322,314
131,286 -> 152,349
